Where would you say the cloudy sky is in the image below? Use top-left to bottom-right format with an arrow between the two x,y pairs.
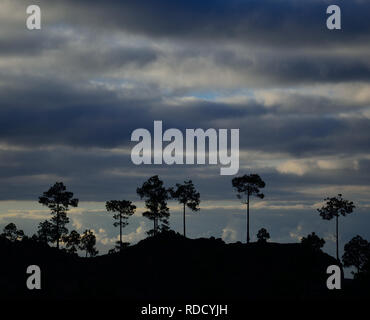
1,0 -> 370,265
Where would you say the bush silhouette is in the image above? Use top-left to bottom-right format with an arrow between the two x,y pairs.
257,228 -> 270,243
1,223 -> 24,242
301,232 -> 325,252
80,229 -> 98,257
342,235 -> 370,275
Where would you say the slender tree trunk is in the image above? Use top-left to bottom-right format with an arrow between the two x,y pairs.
56,204 -> 60,249
120,214 -> 122,253
154,217 -> 157,236
336,215 -> 339,262
247,192 -> 250,244
183,203 -> 186,237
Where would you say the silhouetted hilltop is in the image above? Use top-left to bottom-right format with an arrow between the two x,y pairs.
0,232 -> 368,300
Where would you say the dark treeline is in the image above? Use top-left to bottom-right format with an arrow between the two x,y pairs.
1,173 -> 370,280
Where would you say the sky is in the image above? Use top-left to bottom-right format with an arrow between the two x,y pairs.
1,0 -> 370,267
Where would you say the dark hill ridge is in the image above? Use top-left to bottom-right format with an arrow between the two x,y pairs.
0,232 -> 364,300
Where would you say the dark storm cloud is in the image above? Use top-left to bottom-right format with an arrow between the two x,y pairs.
0,140 -> 370,202
0,32 -> 68,56
147,100 -> 370,157
252,54 -> 370,84
1,73 -> 370,158
207,49 -> 370,85
0,75 -> 161,147
0,0 -> 367,91
5,0 -> 370,87
43,0 -> 370,47
229,115 -> 366,157
67,46 -> 159,72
